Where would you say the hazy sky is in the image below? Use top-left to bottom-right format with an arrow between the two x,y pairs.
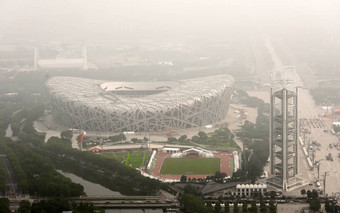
1,0 -> 340,41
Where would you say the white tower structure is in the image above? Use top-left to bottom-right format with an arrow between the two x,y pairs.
266,66 -> 308,191
82,46 -> 88,70
34,47 -> 39,71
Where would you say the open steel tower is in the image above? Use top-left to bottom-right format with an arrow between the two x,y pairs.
266,85 -> 307,191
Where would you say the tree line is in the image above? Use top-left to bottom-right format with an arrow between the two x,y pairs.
234,89 -> 270,182
168,126 -> 239,149
0,137 -> 84,197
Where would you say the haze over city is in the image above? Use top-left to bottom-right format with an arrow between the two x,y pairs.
1,0 -> 340,41
0,0 -> 340,212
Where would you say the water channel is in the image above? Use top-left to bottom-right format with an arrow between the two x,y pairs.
5,124 -> 12,137
57,170 -> 121,196
58,171 -> 163,213
57,170 -> 163,213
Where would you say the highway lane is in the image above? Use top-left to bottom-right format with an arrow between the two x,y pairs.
0,154 -> 17,198
249,37 -> 272,85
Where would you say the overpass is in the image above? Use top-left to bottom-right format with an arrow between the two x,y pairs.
68,195 -> 179,210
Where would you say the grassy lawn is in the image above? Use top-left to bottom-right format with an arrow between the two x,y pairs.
102,152 -> 128,162
126,152 -> 146,168
102,151 -> 151,169
160,158 -> 220,175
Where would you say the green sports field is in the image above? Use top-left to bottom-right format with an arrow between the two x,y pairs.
102,151 -> 151,169
160,158 -> 220,175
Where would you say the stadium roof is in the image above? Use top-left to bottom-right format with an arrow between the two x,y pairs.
46,75 -> 234,114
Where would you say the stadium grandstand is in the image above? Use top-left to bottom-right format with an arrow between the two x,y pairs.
46,75 -> 233,132
171,147 -> 214,158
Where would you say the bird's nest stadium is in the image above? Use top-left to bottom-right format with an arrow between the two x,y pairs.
46,75 -> 234,132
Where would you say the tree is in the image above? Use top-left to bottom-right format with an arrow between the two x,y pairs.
300,189 -> 306,197
260,201 -> 266,213
224,202 -> 230,213
309,200 -> 321,211
120,133 -> 127,141
60,130 -> 73,140
191,135 -> 199,143
72,202 -> 94,213
183,184 -> 200,195
215,171 -> 227,179
109,134 -> 127,142
307,190 -> 312,199
312,189 -> 319,199
181,194 -> 213,213
232,169 -> 244,180
0,128 -> 5,137
233,202 -> 239,213
18,200 -> 31,213
249,201 -> 257,212
0,198 -> 10,213
178,135 -> 187,142
215,201 -> 221,213
213,171 -> 227,183
270,191 -> 276,199
242,201 -> 248,212
167,137 -> 177,143
198,131 -> 208,142
269,200 -> 277,213
325,199 -> 331,212
180,175 -> 187,183
131,138 -> 138,143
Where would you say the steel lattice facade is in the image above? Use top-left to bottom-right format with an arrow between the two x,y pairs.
46,75 -> 234,132
267,87 -> 306,191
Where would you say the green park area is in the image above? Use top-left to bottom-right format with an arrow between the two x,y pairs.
160,158 -> 220,175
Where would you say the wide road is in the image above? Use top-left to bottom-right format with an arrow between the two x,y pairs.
264,38 -> 340,195
0,154 -> 17,198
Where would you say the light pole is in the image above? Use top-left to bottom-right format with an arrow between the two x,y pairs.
243,144 -> 253,182
243,144 -> 247,181
316,159 -> 324,181
323,171 -> 329,195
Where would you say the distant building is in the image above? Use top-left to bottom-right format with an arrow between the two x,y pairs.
34,46 -> 88,70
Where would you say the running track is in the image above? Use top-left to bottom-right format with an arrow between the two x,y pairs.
149,151 -> 233,181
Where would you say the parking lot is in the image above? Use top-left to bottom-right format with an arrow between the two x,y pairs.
297,88 -> 340,196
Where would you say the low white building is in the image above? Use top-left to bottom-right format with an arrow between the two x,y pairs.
163,147 -> 180,153
236,184 -> 267,197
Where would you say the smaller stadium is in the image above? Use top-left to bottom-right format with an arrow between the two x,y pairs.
146,147 -> 235,181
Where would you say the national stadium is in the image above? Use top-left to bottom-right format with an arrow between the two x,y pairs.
46,75 -> 234,132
